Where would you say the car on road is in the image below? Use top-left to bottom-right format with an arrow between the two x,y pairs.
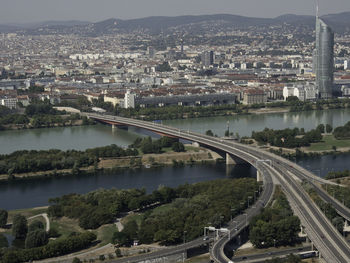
203,236 -> 209,240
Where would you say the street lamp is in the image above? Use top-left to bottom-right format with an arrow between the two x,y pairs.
183,231 -> 187,244
220,215 -> 224,228
243,213 -> 248,226
233,220 -> 238,231
231,208 -> 236,221
248,196 -> 252,207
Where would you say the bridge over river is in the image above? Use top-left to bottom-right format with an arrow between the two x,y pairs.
86,113 -> 350,263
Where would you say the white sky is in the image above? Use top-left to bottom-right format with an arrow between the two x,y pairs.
1,0 -> 349,24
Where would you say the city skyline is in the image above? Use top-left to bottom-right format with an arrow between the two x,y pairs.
1,0 -> 350,24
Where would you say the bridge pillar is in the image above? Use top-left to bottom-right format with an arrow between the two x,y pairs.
226,153 -> 246,165
182,250 -> 187,261
256,170 -> 263,182
112,124 -> 116,130
343,220 -> 350,233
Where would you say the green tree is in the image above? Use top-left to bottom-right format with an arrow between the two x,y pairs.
316,124 -> 325,133
2,251 -> 20,263
28,220 -> 44,232
0,233 -> 8,248
0,209 -> 8,228
72,257 -> 82,263
12,214 -> 28,239
115,248 -> 123,257
172,142 -> 185,152
206,130 -> 214,136
326,124 -> 333,133
25,229 -> 48,248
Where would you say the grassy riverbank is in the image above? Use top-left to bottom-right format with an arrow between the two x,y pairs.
305,135 -> 350,152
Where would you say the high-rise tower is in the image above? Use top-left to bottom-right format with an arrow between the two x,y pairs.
315,6 -> 334,99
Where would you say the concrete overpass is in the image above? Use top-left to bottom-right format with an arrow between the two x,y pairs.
86,113 -> 350,263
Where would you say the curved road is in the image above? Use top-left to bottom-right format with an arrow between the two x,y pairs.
87,114 -> 350,263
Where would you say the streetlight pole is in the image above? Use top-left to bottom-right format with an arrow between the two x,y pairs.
243,213 -> 248,227
233,220 -> 238,230
231,208 -> 236,221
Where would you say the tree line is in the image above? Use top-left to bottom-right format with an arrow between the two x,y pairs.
0,102 -> 93,130
333,121 -> 350,139
1,232 -> 96,263
252,126 -> 324,148
304,182 -> 345,233
130,136 -> 185,154
0,144 -> 138,175
249,187 -> 301,248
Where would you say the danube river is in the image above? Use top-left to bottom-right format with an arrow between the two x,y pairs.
0,108 -> 349,210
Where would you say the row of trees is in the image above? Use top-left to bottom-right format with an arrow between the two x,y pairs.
11,214 -> 49,249
113,178 -> 259,246
333,121 -> 350,139
325,169 -> 350,180
1,232 -> 96,263
0,144 -> 138,175
130,136 -> 185,154
252,126 -> 323,148
0,102 -> 94,130
305,182 -> 345,233
249,187 -> 301,248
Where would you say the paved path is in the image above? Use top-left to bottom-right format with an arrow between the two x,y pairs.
28,213 -> 50,232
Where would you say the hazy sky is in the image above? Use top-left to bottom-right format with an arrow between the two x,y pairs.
1,0 -> 350,24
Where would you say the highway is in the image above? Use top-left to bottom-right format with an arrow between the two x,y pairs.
87,113 -> 350,263
231,246 -> 313,262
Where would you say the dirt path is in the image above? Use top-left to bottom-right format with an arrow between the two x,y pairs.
28,213 -> 50,232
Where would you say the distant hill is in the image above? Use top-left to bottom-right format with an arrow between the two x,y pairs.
1,12 -> 350,35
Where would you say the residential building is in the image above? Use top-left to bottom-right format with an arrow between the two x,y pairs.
124,90 -> 136,109
242,89 -> 267,105
201,51 -> 214,67
0,97 -> 18,109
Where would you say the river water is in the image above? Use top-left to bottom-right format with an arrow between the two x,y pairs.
0,108 -> 349,210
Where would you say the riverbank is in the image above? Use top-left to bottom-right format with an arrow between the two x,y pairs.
0,146 -> 220,182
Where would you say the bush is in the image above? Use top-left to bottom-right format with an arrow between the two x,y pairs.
72,257 -> 82,263
0,233 -> 8,248
48,227 -> 60,238
25,229 -> 48,248
2,232 -> 96,263
28,220 -> 44,232
172,142 -> 185,152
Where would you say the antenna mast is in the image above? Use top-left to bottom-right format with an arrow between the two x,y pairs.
316,0 -> 319,18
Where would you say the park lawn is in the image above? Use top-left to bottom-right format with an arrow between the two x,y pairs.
121,213 -> 144,227
8,207 -> 48,222
308,135 -> 350,151
185,146 -> 200,152
96,224 -> 117,246
50,217 -> 83,240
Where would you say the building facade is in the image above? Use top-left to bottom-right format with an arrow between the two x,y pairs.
0,97 -> 18,109
315,17 -> 334,99
242,90 -> 267,105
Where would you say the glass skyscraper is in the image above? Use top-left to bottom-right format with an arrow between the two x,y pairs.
315,17 -> 334,99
